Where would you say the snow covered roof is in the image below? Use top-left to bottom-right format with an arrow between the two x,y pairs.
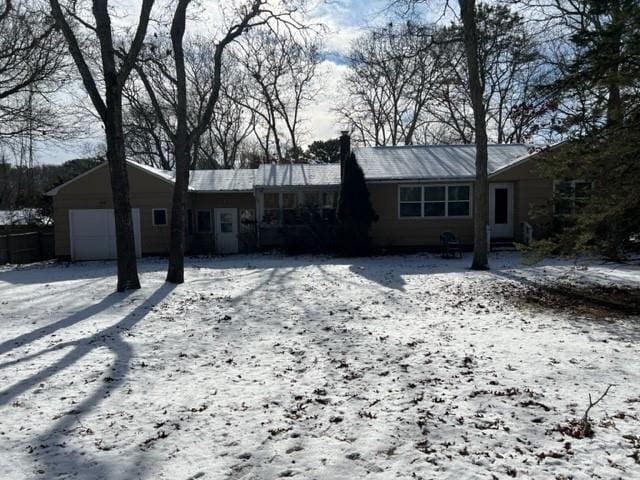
45,161 -> 256,195
255,163 -> 341,188
354,144 -> 534,181
132,162 -> 176,183
189,169 -> 255,192
46,144 -> 542,196
133,163 -> 256,192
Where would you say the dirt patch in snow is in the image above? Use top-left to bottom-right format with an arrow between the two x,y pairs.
507,283 -> 640,317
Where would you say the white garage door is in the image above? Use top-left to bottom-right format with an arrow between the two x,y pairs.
69,209 -> 141,260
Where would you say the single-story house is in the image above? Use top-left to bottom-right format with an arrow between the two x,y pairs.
46,137 -> 553,260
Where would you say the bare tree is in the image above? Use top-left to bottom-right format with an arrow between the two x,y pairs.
339,21 -> 444,146
458,0 -> 489,270
125,41 -> 256,170
463,4 -> 544,143
390,0 -> 491,268
123,82 -> 175,169
134,0 -> 304,284
0,1 -> 69,144
204,65 -> 255,168
49,0 -> 154,291
419,5 -> 545,144
234,26 -> 321,162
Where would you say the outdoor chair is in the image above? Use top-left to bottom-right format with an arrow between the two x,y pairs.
440,231 -> 462,259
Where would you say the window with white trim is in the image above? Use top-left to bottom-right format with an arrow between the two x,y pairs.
447,185 -> 471,216
399,185 -> 471,218
152,208 -> 167,226
399,186 -> 422,217
424,186 -> 446,216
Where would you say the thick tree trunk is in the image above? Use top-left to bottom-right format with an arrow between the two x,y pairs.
460,0 -> 489,270
166,147 -> 189,284
105,94 -> 141,291
166,0 -> 189,284
49,0 -> 152,292
142,0 -> 266,283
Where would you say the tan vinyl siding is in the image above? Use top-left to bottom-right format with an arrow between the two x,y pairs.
190,192 -> 255,253
53,163 -> 174,257
491,157 -> 554,233
51,152 -> 553,256
368,183 -> 475,247
367,155 -> 553,247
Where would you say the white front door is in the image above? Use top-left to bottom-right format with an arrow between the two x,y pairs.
69,208 -> 141,260
489,183 -> 514,238
214,208 -> 238,254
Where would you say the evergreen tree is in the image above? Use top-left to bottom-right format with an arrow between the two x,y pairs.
304,139 -> 341,164
533,0 -> 640,259
336,153 -> 377,255
536,112 -> 640,260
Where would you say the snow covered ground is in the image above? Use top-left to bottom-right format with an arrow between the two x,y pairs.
0,252 -> 638,480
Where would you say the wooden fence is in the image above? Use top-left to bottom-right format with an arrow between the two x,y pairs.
0,231 -> 55,264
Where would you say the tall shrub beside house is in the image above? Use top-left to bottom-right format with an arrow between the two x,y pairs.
336,153 -> 377,255
535,118 -> 640,260
528,0 -> 640,260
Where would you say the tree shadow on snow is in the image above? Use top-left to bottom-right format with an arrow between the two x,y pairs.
185,252 -> 504,292
0,291 -> 129,358
0,282 -> 176,479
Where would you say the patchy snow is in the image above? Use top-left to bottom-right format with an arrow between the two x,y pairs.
0,253 -> 638,479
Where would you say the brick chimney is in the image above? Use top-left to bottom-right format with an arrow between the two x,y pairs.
339,130 -> 350,181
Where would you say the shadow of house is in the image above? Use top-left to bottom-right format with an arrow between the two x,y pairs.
0,283 -> 175,479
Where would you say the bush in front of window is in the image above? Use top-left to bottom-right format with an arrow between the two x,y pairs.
282,206 -> 337,254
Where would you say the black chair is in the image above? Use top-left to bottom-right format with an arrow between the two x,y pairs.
440,231 -> 462,258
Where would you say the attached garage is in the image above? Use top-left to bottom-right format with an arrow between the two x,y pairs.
47,161 -> 175,259
69,209 -> 141,260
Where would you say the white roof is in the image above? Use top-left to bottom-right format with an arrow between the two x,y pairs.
189,169 -> 255,192
135,163 -> 256,191
354,144 -> 534,181
255,163 -> 341,187
46,161 -> 256,195
47,144 -> 540,196
132,162 -> 176,183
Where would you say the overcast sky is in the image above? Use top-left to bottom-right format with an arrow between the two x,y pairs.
32,0 -> 401,165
